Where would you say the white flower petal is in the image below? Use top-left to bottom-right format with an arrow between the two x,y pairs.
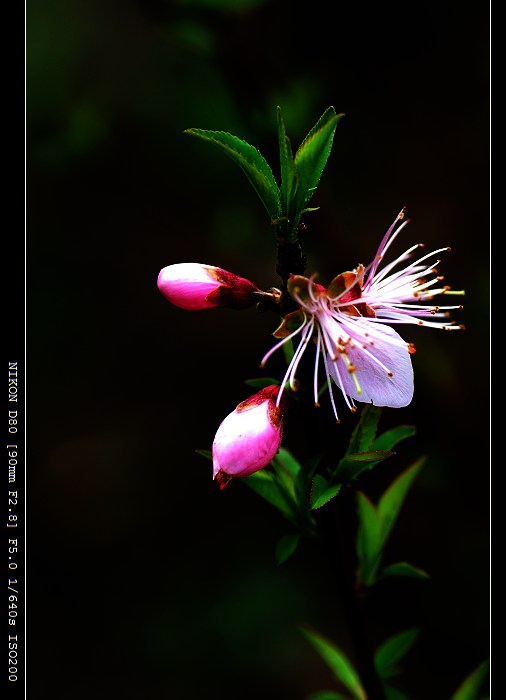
328,324 -> 414,407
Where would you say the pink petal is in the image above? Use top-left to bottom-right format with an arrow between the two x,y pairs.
157,263 -> 220,310
328,324 -> 414,407
212,400 -> 282,478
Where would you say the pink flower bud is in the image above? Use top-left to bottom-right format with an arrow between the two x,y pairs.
212,386 -> 288,489
157,262 -> 261,310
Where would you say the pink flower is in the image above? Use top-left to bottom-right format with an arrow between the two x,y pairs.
261,208 -> 465,421
157,262 -> 261,310
212,386 -> 288,489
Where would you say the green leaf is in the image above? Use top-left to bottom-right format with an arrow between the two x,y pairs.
370,425 -> 416,452
242,470 -> 297,524
290,107 -> 344,233
356,460 -> 426,588
379,562 -> 430,581
301,628 -> 367,700
306,692 -> 353,700
451,659 -> 490,700
244,377 -> 280,388
310,474 -> 329,504
183,128 -> 281,220
275,533 -> 300,565
295,452 -> 324,506
374,628 -> 420,680
347,404 -> 383,455
377,458 -> 425,546
334,450 -> 394,485
311,483 -> 342,510
277,105 -> 297,220
384,686 -> 411,700
356,491 -> 383,586
268,449 -> 303,505
274,447 -> 302,478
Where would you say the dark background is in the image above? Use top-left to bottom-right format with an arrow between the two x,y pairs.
25,0 -> 489,698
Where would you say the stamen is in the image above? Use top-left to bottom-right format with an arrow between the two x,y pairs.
365,243 -> 421,287
308,275 -> 320,304
314,330 -> 323,405
327,356 -> 355,412
367,215 -> 411,280
288,321 -> 314,390
276,319 -> 314,404
322,347 -> 340,422
341,353 -> 362,395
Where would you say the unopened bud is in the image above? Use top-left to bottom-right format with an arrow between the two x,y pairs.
212,385 -> 288,489
157,263 -> 260,310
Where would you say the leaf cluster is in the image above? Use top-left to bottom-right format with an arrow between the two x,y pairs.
184,106 -> 343,243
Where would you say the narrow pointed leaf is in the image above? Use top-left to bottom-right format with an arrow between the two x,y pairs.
356,491 -> 383,587
451,660 -> 490,700
242,470 -> 297,524
275,533 -> 300,565
184,128 -> 281,219
370,425 -> 416,452
274,446 -> 303,478
374,628 -> 420,680
277,106 -> 296,216
271,454 -> 297,497
347,404 -> 383,455
334,450 -> 395,485
301,628 -> 367,700
311,474 -> 329,505
379,562 -> 430,581
295,452 -> 323,505
291,107 -> 343,224
377,458 -> 425,546
195,448 -> 212,460
311,483 -> 342,510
